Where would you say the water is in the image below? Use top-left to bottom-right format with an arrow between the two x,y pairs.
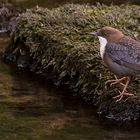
1,1 -> 140,140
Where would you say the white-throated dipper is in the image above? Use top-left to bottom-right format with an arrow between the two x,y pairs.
90,26 -> 140,101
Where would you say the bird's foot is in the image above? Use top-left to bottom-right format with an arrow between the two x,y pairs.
113,91 -> 134,102
105,76 -> 126,87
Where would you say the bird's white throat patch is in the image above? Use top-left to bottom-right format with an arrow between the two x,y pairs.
98,36 -> 108,59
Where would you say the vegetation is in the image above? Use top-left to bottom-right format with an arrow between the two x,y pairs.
5,4 -> 140,121
0,0 -> 20,32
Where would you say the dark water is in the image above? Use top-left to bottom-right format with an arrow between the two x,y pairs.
1,0 -> 140,140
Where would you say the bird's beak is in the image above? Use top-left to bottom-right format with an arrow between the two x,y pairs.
89,31 -> 97,36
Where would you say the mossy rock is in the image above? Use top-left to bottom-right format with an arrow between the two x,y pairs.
4,4 -> 140,121
0,1 -> 20,32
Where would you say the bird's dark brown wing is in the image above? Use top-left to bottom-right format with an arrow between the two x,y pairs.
106,37 -> 140,71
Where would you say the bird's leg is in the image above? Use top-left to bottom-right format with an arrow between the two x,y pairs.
113,77 -> 134,102
105,75 -> 126,87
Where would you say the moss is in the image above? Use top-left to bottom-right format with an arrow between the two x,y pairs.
0,1 -> 20,32
4,4 -> 140,121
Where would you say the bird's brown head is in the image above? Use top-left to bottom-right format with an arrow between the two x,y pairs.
90,27 -> 124,43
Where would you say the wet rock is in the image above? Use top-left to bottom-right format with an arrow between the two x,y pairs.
4,4 -> 140,121
0,1 -> 20,32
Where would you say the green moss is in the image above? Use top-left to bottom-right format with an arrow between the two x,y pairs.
5,4 -> 140,121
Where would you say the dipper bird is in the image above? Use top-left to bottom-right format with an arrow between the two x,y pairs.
90,26 -> 140,101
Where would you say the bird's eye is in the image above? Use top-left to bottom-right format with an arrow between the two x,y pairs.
104,32 -> 108,36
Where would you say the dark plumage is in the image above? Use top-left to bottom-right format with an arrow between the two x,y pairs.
90,27 -> 140,101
